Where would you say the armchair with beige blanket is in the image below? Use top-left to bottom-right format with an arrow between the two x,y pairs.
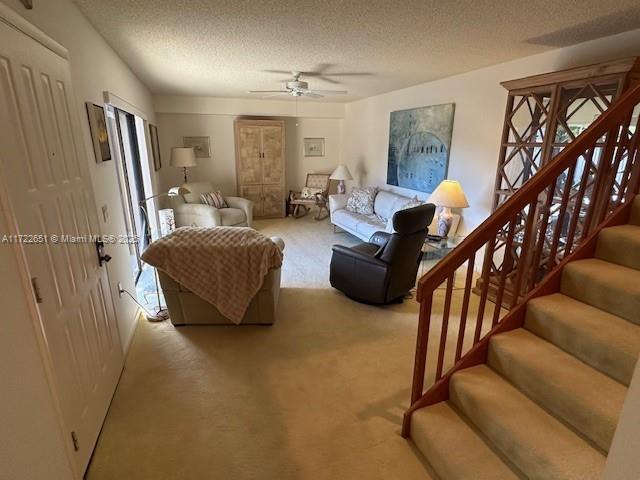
142,228 -> 284,326
173,181 -> 253,228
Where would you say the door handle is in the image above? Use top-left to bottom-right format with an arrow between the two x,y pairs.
95,240 -> 112,266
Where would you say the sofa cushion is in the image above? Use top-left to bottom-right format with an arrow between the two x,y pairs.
331,209 -> 360,231
346,186 -> 378,215
219,208 -> 246,226
356,215 -> 385,240
374,190 -> 409,220
332,209 -> 385,237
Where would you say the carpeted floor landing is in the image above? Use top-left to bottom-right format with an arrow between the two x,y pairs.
86,215 -> 486,480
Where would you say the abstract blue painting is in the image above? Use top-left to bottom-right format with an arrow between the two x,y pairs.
387,103 -> 455,193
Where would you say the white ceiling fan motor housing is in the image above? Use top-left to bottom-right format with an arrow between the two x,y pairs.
286,80 -> 309,91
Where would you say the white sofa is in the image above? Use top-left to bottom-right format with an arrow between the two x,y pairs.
172,181 -> 253,228
329,189 -> 459,241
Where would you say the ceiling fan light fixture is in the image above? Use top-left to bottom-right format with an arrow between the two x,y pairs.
286,80 -> 308,90
250,70 -> 349,98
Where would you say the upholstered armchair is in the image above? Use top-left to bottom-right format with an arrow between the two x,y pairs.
173,181 -> 253,228
330,204 -> 436,304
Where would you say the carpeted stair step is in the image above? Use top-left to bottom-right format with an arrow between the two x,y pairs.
524,293 -> 640,385
561,258 -> 640,325
630,195 -> 640,226
595,224 -> 640,270
487,328 -> 627,452
411,402 -> 520,480
449,365 -> 605,480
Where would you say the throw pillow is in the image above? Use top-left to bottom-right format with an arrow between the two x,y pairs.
346,186 -> 378,215
200,191 -> 228,209
385,197 -> 424,232
301,186 -> 323,199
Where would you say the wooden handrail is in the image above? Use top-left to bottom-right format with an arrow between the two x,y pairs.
416,81 -> 640,301
404,80 -> 640,437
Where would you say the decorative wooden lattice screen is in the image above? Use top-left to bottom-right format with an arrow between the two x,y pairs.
479,58 -> 640,304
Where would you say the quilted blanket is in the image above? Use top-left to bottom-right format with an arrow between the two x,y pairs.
142,227 -> 283,324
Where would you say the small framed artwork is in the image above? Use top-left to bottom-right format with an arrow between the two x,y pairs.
304,137 -> 325,157
149,124 -> 161,171
183,136 -> 211,158
85,102 -> 111,162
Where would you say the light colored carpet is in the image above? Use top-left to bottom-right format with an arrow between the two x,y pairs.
86,215 -> 486,480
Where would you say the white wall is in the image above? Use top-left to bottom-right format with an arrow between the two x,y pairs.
4,0 -> 157,351
342,28 -> 640,233
154,100 -> 344,199
604,360 -> 640,479
154,95 -> 344,118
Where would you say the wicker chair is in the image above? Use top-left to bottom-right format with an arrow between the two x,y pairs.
288,173 -> 331,220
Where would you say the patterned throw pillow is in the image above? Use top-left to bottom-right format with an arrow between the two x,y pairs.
346,186 -> 378,215
301,186 -> 323,199
200,191 -> 228,209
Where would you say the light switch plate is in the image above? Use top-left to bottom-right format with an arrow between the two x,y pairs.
101,205 -> 109,223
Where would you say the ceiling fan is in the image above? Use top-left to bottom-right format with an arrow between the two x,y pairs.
249,71 -> 348,98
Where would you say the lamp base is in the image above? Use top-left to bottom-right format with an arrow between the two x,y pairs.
437,207 -> 453,238
337,180 -> 346,194
146,308 -> 170,322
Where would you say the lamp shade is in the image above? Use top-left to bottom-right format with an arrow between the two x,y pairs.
170,147 -> 197,168
330,165 -> 353,181
168,186 -> 190,197
428,180 -> 469,208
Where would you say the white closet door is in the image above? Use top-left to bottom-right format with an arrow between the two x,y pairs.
0,12 -> 123,474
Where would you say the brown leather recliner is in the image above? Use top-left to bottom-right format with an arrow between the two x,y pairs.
329,204 -> 436,304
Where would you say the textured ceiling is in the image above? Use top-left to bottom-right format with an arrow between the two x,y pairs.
72,0 -> 640,102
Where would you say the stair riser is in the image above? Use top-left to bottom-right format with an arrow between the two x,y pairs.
411,403 -> 520,480
449,367 -> 605,480
595,226 -> 640,270
524,298 -> 639,386
561,263 -> 640,325
487,333 -> 623,452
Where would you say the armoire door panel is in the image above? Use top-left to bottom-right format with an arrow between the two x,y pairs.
235,120 -> 285,218
263,185 -> 284,217
240,185 -> 263,217
237,125 -> 262,184
261,125 -> 284,184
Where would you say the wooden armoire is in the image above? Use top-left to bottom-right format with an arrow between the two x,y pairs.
234,119 -> 286,218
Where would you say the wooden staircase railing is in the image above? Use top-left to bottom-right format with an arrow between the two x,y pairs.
402,81 -> 640,437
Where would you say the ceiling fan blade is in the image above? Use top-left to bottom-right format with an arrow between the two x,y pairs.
262,92 -> 291,98
262,69 -> 293,75
302,91 -> 323,99
248,90 -> 289,93
308,90 -> 348,95
312,76 -> 341,85
323,72 -> 373,77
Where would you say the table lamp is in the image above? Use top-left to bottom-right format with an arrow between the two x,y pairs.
170,147 -> 197,183
330,165 -> 353,194
428,180 -> 469,237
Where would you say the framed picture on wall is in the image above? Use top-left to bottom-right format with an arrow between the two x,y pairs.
183,136 -> 211,158
85,102 -> 111,162
304,137 -> 325,157
149,124 -> 161,171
